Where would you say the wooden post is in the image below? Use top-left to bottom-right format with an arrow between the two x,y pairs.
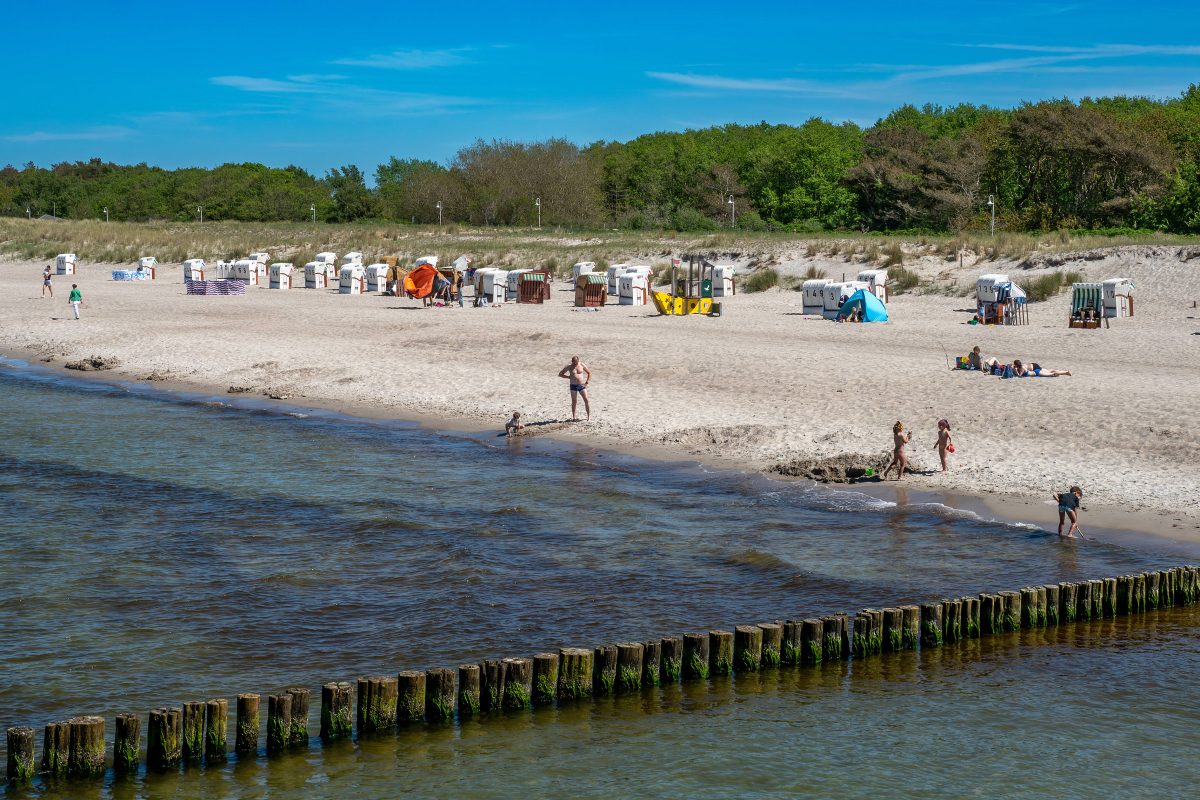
319,683 -> 351,742
782,620 -> 802,665
641,639 -> 662,686
148,708 -> 182,770
1080,580 -> 1098,620
822,616 -> 846,660
758,623 -> 783,668
661,636 -> 683,683
593,645 -> 618,696
205,698 -> 228,763
112,714 -> 139,776
733,625 -> 763,672
962,597 -> 980,638
616,643 -> 645,692
556,649 -> 593,700
1133,573 -> 1147,613
235,695 -> 259,757
7,727 -> 35,783
288,688 -> 309,746
682,634 -> 709,680
42,722 -> 70,777
501,659 -> 532,711
1146,572 -> 1161,610
941,599 -> 962,643
1020,588 -> 1038,628
67,716 -> 105,778
998,592 -> 1021,631
266,694 -> 292,755
1088,579 -> 1104,619
881,609 -> 904,652
708,631 -> 733,677
1043,585 -> 1060,626
457,665 -> 482,716
800,618 -> 824,663
1157,571 -> 1173,610
397,671 -> 427,723
531,655 -> 558,706
901,605 -> 921,649
1059,582 -> 1078,622
426,668 -> 457,720
920,603 -> 944,648
182,701 -> 204,763
851,613 -> 873,658
1102,578 -> 1117,618
356,676 -> 397,734
979,594 -> 998,635
480,659 -> 506,711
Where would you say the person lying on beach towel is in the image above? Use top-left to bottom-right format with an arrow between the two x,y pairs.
1013,360 -> 1072,377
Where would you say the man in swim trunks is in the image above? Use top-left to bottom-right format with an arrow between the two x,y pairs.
558,355 -> 592,421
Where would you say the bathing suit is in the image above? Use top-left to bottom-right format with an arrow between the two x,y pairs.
570,383 -> 586,392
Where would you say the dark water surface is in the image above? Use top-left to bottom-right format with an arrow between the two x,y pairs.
1,360 -> 1196,798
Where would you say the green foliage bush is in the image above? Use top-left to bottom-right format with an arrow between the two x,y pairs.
743,268 -> 780,293
1017,270 -> 1082,302
889,266 -> 921,294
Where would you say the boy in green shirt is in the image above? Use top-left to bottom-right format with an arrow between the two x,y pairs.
69,284 -> 82,319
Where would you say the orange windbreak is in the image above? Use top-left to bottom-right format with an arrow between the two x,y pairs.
403,263 -> 439,298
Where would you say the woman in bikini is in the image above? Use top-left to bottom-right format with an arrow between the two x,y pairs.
882,421 -> 912,481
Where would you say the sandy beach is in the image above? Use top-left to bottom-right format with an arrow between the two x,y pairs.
3,243 -> 1199,541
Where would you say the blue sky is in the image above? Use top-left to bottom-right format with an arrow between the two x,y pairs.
3,0 -> 1199,178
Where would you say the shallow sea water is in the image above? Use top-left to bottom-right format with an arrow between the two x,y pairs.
1,360 -> 1196,798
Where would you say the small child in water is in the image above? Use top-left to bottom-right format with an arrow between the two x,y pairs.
505,412 -> 524,436
933,419 -> 953,471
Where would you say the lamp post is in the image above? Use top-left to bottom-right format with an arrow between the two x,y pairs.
987,195 -> 995,237
727,194 -> 735,227
26,206 -> 30,219
436,200 -> 443,226
311,204 -> 317,223
197,206 -> 203,223
535,196 -> 541,229
103,207 -> 109,222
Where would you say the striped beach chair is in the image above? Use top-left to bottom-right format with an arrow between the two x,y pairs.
1069,283 -> 1105,329
575,273 -> 607,307
518,271 -> 549,304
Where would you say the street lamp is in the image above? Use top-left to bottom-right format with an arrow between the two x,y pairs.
311,204 -> 317,223
535,196 -> 541,229
987,195 -> 995,237
103,207 -> 109,222
25,206 -> 30,219
197,206 -> 203,223
727,194 -> 736,227
436,200 -> 443,226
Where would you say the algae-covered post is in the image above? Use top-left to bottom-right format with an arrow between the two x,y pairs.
733,625 -> 763,673
681,634 -> 709,680
356,676 -> 397,734
113,713 -> 140,775
426,668 -> 457,720
397,671 -> 427,723
800,618 -> 824,663
758,622 -> 783,668
1089,579 -> 1104,619
287,687 -> 310,746
821,617 -> 845,660
320,684 -> 351,742
782,620 -> 802,665
42,721 -> 69,777
615,643 -> 644,693
1043,585 -> 1060,626
266,694 -> 292,755
709,630 -> 734,676
532,654 -> 559,706
920,604 -> 943,648
235,695 -> 259,757
998,592 -> 1021,631
480,660 -> 506,712
501,659 -> 532,711
979,594 -> 999,635
1059,583 -> 1078,623
557,648 -> 593,700
940,599 -> 961,643
1020,588 -> 1038,629
147,707 -> 182,770
661,636 -> 683,682
900,606 -> 921,649
641,640 -> 662,686
881,609 -> 903,653
182,701 -> 204,763
205,698 -> 228,762
67,716 -> 105,779
7,726 -> 35,783
593,645 -> 618,696
457,665 -> 482,716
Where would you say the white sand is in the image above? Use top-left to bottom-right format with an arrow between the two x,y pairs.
3,246 -> 1199,531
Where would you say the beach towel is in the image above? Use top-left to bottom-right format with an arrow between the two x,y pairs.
404,263 -> 439,299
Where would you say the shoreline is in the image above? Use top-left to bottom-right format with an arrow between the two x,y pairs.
6,347 -> 1198,556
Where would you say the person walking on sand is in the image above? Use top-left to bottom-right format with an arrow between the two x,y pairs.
1055,486 -> 1084,538
558,355 -> 592,421
42,264 -> 53,298
68,284 -> 82,320
933,419 -> 953,472
882,421 -> 912,481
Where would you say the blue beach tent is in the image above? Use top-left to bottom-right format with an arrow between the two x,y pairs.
838,289 -> 889,322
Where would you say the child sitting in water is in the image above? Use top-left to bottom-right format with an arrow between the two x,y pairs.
505,412 -> 525,436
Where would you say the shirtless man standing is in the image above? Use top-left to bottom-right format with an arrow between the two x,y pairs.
558,355 -> 592,421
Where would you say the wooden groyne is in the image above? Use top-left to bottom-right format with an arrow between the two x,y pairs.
6,565 -> 1198,785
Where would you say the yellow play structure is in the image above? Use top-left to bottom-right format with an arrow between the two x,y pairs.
651,256 -> 718,316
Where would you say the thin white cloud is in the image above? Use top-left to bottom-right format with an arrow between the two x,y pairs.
646,72 -> 865,99
210,72 -> 482,117
2,126 -> 134,143
967,43 -> 1200,56
334,48 -> 471,69
210,76 -> 327,94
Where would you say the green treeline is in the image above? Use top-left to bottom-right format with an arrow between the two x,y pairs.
4,86 -> 1200,233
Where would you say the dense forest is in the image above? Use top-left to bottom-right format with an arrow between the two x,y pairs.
4,87 -> 1200,233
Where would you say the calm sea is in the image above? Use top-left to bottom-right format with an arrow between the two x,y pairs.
1,358 -> 1196,798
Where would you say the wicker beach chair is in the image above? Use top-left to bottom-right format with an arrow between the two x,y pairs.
518,271 -> 550,304
575,273 -> 607,307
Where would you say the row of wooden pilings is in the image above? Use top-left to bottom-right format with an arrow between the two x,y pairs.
6,565 -> 1198,784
